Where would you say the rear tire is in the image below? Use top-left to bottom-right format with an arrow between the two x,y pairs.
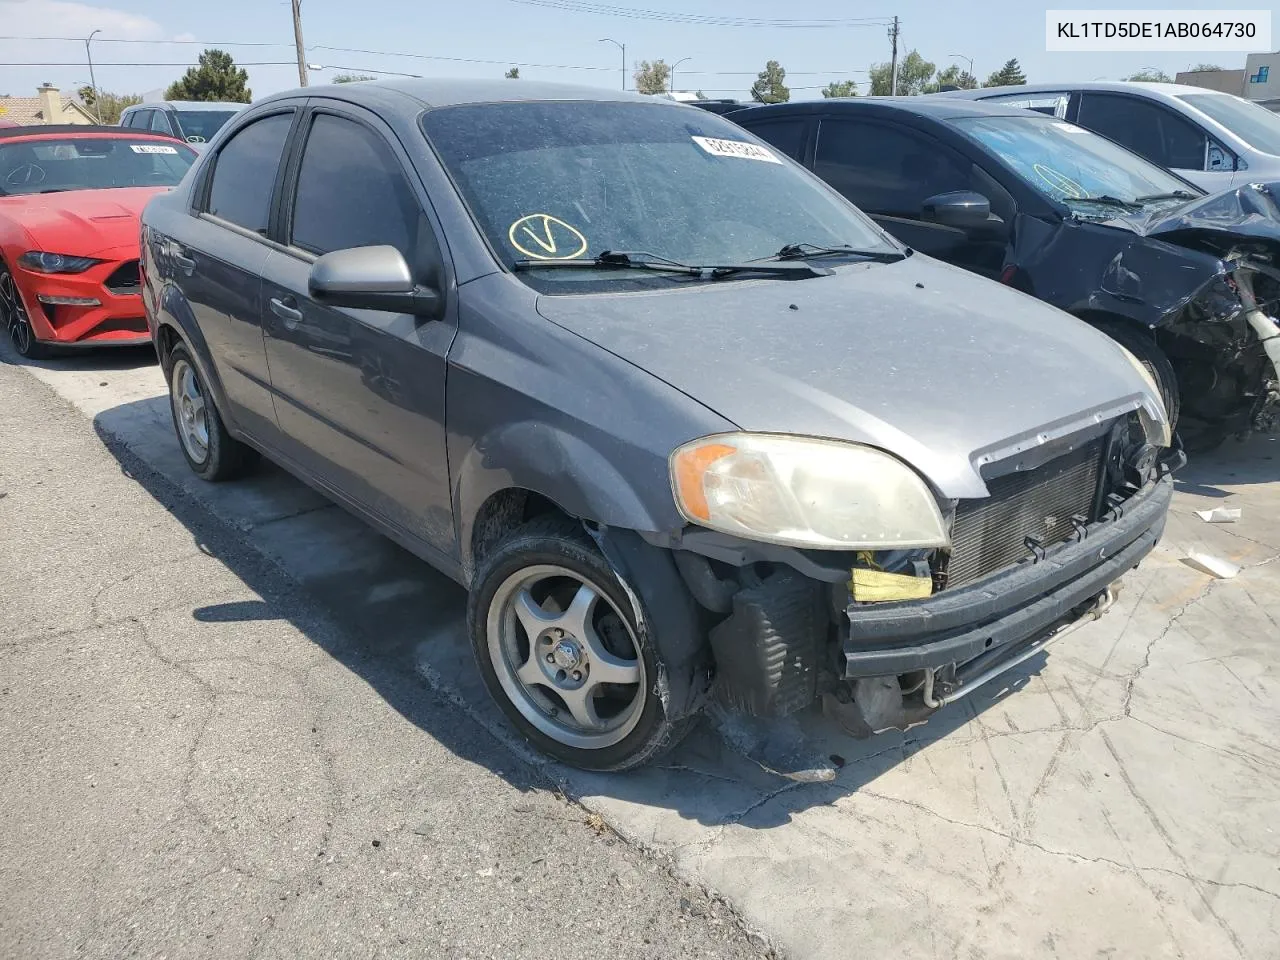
467,515 -> 691,771
0,265 -> 50,360
166,343 -> 257,481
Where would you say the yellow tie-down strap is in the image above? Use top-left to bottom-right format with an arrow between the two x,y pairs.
849,566 -> 933,603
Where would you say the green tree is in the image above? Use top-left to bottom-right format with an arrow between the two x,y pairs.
1124,67 -> 1172,82
332,74 -> 375,83
869,50 -> 936,96
633,59 -> 670,95
750,60 -> 790,103
983,58 -> 1027,87
695,89 -> 706,98
924,64 -> 977,92
165,49 -> 252,103
1191,63 -> 1223,72
77,86 -> 142,124
821,79 -> 858,98
504,66 -> 520,79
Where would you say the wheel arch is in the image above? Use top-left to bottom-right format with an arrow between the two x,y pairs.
151,287 -> 236,436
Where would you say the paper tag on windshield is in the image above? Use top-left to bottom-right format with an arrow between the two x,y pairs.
692,136 -> 781,164
1050,122 -> 1088,134
131,144 -> 179,154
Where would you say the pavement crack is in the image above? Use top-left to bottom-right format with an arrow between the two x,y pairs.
1120,579 -> 1214,717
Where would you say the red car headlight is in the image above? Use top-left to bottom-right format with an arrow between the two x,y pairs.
18,251 -> 102,274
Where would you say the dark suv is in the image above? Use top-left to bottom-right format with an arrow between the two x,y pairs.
141,80 -> 1172,770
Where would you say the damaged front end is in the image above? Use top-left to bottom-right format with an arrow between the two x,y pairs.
660,412 -> 1174,736
1095,181 -> 1280,440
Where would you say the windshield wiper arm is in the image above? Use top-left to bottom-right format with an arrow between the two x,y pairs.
771,242 -> 907,263
1062,194 -> 1143,211
1133,190 -> 1199,204
513,249 -> 829,279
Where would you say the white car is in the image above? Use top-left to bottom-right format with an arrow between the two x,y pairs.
935,81 -> 1280,192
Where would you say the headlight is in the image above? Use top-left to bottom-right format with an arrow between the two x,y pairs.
670,433 -> 948,550
1116,345 -> 1172,447
18,251 -> 101,274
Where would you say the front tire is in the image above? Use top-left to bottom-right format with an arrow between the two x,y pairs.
467,516 -> 687,771
0,265 -> 50,360
1098,322 -> 1180,431
166,343 -> 256,481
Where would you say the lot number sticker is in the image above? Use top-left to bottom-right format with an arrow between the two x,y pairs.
131,144 -> 179,154
692,136 -> 781,164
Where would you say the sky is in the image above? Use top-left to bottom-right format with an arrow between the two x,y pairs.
0,0 -> 1267,103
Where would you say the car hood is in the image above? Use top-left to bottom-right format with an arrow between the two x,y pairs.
534,255 -> 1157,499
1107,180 -> 1280,254
2,186 -> 167,257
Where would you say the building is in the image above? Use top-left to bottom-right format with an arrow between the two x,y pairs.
0,84 -> 97,125
1243,52 -> 1280,102
1173,68 -> 1246,95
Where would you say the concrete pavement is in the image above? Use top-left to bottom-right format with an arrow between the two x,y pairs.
4,344 -> 1280,959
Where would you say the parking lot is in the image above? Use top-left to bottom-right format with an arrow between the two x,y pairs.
4,343 -> 1279,959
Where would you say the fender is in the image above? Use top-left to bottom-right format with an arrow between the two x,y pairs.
453,419 -> 677,576
153,282 -> 237,436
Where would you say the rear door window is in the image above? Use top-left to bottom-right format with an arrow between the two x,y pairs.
289,113 -> 418,259
1077,93 -> 1207,170
815,118 -> 972,215
149,111 -> 173,136
738,118 -> 809,161
204,112 -> 294,234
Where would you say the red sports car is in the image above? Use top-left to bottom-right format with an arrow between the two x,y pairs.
0,124 -> 197,358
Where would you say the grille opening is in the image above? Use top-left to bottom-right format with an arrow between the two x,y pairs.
946,440 -> 1106,588
105,260 -> 141,294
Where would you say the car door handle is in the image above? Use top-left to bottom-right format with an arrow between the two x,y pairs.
270,296 -> 303,328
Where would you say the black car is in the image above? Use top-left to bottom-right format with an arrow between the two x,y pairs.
731,98 -> 1280,450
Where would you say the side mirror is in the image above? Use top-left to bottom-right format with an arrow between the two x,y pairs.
309,245 -> 442,317
921,191 -> 994,230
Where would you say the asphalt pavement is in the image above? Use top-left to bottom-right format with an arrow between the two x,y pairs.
3,343 -> 1280,959
0,355 -> 769,960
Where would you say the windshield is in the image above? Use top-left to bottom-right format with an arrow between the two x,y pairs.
1179,93 -> 1280,156
0,137 -> 196,196
173,110 -> 237,145
421,100 -> 897,284
952,115 -> 1197,208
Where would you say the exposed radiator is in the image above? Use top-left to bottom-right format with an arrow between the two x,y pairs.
947,440 -> 1105,588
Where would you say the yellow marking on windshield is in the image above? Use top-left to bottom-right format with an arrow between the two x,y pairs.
508,214 -> 588,260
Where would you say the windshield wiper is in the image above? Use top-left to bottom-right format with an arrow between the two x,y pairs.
1062,194 -> 1143,211
770,242 -> 908,263
512,249 -> 829,279
1133,190 -> 1199,204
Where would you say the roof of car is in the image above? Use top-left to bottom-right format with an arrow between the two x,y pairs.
258,78 -> 651,110
729,96 -> 1043,121
0,124 -> 182,140
934,80 -> 1231,101
124,101 -> 246,112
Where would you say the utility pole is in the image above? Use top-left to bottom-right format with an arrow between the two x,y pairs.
85,29 -> 102,122
291,0 -> 308,87
890,16 -> 901,96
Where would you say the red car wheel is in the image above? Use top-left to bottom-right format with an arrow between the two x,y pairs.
0,265 -> 48,360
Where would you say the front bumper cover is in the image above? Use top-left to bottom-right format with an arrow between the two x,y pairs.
843,474 -> 1172,678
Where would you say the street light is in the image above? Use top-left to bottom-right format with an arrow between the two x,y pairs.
948,53 -> 974,83
306,63 -> 422,79
85,29 -> 102,123
670,56 -> 691,93
599,38 -> 625,90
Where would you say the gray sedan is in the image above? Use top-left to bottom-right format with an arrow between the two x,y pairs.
141,79 -> 1174,770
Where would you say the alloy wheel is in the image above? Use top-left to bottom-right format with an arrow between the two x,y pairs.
171,358 -> 210,464
486,563 -> 646,750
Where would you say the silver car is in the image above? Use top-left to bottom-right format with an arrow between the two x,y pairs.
937,81 -> 1280,192
141,80 -> 1175,770
119,101 -> 245,152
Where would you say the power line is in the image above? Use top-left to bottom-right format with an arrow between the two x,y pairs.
0,35 -> 292,46
506,0 -> 893,27
3,61 -> 299,67
311,44 -> 614,71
